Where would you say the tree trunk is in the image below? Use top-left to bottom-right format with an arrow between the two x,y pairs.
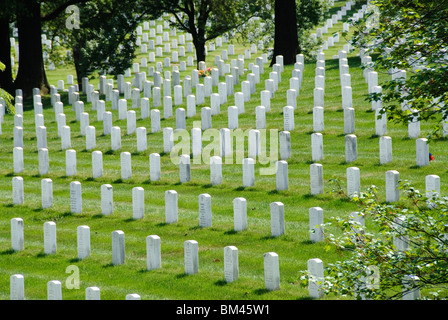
72,44 -> 85,92
271,0 -> 299,66
0,18 -> 14,95
193,37 -> 207,69
14,0 -> 50,98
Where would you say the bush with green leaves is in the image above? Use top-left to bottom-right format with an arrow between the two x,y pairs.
300,180 -> 448,300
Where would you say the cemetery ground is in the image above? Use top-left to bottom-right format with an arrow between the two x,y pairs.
1,1 -> 447,300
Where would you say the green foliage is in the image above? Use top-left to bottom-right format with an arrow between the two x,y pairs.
301,180 -> 448,300
0,61 -> 15,115
350,0 -> 448,138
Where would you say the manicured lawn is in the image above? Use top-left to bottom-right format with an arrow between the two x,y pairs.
0,1 -> 446,300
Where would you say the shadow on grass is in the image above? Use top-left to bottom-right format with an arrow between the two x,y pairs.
252,288 -> 269,296
214,279 -> 227,287
102,263 -> 115,268
175,273 -> 189,279
1,249 -> 16,255
155,222 -> 169,227
68,258 -> 81,263
224,229 -> 238,235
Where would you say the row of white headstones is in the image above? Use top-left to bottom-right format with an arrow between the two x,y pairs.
6,0 -> 427,300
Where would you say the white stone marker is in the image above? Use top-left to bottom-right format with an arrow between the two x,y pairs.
65,149 -> 76,176
41,178 -> 53,209
136,127 -> 147,152
386,170 -> 400,203
243,158 -> 255,187
233,197 -> 247,232
345,134 -> 358,163
112,230 -> 125,265
199,193 -> 212,228
163,127 -> 174,153
228,106 -> 238,129
344,108 -> 355,134
11,218 -> 24,251
70,181 -> 82,214
375,109 -> 387,136
92,151 -> 103,179
402,275 -> 421,300
165,190 -> 178,224
379,136 -> 393,164
425,174 -> 440,208
111,126 -> 121,151
314,88 -> 324,107
184,240 -> 199,275
121,152 -> 132,180
13,147 -> 23,174
191,127 -> 202,159
313,106 -> 324,132
103,112 -> 112,135
307,258 -> 324,298
256,106 -> 266,129
342,86 -> 352,109
151,109 -> 161,133
47,280 -> 62,300
101,184 -> 113,215
179,154 -> 191,183
264,252 -> 280,291
127,110 -> 136,135
118,99 -> 127,120
86,126 -> 96,150
346,167 -> 361,196
276,160 -> 289,191
61,125 -> 71,150
149,153 -> 161,181
270,202 -> 285,237
311,133 -> 323,162
248,129 -> 261,159
12,176 -> 24,205
14,126 -> 23,148
10,274 -> 25,300
36,126 -> 47,150
132,187 -> 145,219
309,207 -> 324,242
310,163 -> 324,195
393,216 -> 409,251
86,287 -> 101,300
279,131 -> 291,161
77,225 -> 90,260
210,156 -> 222,185
146,235 -> 161,270
261,90 -> 271,111
416,138 -> 429,167
224,246 -> 239,283
283,106 -> 294,131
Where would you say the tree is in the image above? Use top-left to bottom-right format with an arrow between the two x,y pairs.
299,181 -> 448,300
351,0 -> 448,138
55,0 -> 158,91
239,0 -> 328,65
145,0 -> 270,68
270,0 -> 299,66
0,0 -> 91,97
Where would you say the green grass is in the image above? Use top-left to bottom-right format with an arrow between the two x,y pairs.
1,1 -> 447,300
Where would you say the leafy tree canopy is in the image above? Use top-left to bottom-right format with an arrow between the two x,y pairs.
350,0 -> 448,138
